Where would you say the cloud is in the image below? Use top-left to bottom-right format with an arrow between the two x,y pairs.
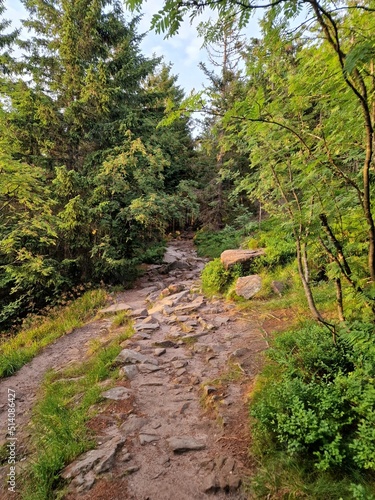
184,36 -> 203,65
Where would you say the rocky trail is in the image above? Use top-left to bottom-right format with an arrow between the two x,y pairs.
0,238 -> 270,499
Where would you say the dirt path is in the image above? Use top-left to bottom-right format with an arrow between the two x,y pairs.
0,238 -> 269,499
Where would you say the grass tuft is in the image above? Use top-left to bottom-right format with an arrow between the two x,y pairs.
0,290 -> 107,378
19,338 -> 126,499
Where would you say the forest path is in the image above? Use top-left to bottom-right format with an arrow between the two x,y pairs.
0,237 -> 269,499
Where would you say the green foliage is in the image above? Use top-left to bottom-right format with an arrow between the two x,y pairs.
244,221 -> 296,271
201,258 -> 242,296
0,2 -> 197,326
251,322 -> 375,477
194,226 -> 244,259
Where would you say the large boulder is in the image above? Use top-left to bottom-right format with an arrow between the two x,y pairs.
220,249 -> 265,270
235,275 -> 262,299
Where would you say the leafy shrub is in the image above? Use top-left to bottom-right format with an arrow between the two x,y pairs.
194,226 -> 244,259
245,230 -> 296,270
201,258 -> 243,296
251,322 -> 375,473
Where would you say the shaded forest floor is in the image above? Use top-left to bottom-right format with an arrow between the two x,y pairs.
0,237 -> 293,499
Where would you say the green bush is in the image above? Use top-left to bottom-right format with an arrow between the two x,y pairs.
201,258 -> 243,296
251,322 -> 375,474
245,230 -> 296,271
194,226 -> 244,259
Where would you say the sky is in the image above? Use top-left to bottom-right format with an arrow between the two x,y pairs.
4,0 -> 261,95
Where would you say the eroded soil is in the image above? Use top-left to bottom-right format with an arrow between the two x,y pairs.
0,237 -> 276,500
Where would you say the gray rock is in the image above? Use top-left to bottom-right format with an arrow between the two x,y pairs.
132,332 -> 152,341
139,434 -> 160,445
121,465 -> 140,475
168,289 -> 190,304
115,349 -> 158,366
235,275 -> 262,299
154,348 -> 166,357
138,363 -> 162,373
174,296 -> 204,314
135,322 -> 159,331
172,360 -> 188,369
72,470 -> 96,492
212,316 -> 230,327
202,456 -> 242,493
120,452 -> 132,462
130,308 -> 148,318
120,415 -> 149,436
120,365 -> 138,380
169,261 -> 191,271
220,249 -> 265,270
153,340 -> 178,348
99,302 -> 133,314
176,368 -> 187,377
62,435 -> 125,480
102,387 -> 132,401
163,248 -> 182,264
142,315 -> 159,325
166,436 -> 206,453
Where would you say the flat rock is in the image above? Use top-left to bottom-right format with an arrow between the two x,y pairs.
62,435 -> 125,480
220,249 -> 265,269
138,363 -> 162,373
153,340 -> 178,349
172,360 -> 188,369
212,316 -> 230,327
142,315 -> 159,325
154,348 -> 166,357
169,261 -> 191,271
120,415 -> 149,436
167,289 -> 190,304
163,248 -> 182,264
174,296 -> 204,314
135,322 -> 159,331
139,434 -> 160,445
166,436 -> 206,453
176,368 -> 187,377
115,349 -> 158,366
132,332 -> 152,341
120,365 -> 138,380
99,302 -> 133,314
130,308 -> 148,318
102,387 -> 132,400
203,456 -> 242,493
235,275 -> 262,299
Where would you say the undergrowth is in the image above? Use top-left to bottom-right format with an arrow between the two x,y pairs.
0,289 -> 107,378
249,321 -> 375,499
194,226 -> 245,259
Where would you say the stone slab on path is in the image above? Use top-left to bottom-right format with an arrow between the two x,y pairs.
166,436 -> 207,453
99,302 -> 133,314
